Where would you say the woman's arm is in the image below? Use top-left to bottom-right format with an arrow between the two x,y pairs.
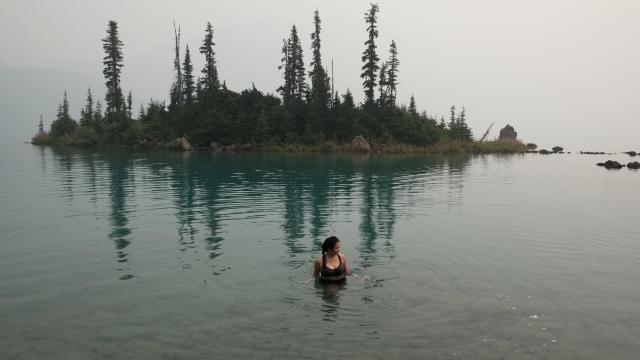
313,257 -> 321,277
341,254 -> 350,275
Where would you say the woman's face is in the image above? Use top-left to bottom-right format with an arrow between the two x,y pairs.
330,241 -> 341,254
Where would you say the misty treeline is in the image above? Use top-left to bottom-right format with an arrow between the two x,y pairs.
33,4 -> 473,148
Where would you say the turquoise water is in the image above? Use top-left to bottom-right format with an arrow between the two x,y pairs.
1,145 -> 639,359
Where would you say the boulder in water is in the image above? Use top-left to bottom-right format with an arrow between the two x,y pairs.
552,146 -> 563,153
598,160 -> 624,169
624,151 -> 637,157
627,161 -> 640,169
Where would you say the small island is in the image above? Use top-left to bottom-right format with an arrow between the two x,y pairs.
32,4 -> 526,155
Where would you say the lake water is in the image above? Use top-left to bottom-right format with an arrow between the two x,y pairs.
1,144 -> 639,359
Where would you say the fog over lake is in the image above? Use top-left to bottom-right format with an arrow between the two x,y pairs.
1,0 -> 639,150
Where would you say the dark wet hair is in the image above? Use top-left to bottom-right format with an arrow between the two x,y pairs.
322,236 -> 340,254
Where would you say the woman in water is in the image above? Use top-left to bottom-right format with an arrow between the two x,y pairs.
314,236 -> 350,282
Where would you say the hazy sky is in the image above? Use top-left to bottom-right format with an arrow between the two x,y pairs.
1,0 -> 638,150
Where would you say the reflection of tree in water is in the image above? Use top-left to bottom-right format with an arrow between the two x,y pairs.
42,149 -> 471,280
162,153 -> 227,268
308,159 -> 334,252
37,146 -> 48,176
309,175 -> 331,248
51,147 -> 76,202
444,155 -> 471,208
282,171 -> 308,261
357,160 -> 398,268
359,172 -> 378,267
79,152 -> 99,207
197,158 -> 226,262
170,156 -> 198,267
105,154 -> 134,280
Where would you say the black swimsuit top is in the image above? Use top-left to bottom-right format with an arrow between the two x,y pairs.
320,254 -> 345,281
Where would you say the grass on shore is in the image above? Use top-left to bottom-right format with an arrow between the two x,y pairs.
33,133 -> 527,155
259,140 -> 527,154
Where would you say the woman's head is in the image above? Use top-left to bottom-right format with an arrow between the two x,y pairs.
322,236 -> 341,254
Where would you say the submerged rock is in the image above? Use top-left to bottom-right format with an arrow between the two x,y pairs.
351,135 -> 371,153
539,149 -> 552,155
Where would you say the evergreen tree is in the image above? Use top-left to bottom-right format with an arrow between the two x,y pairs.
449,105 -> 457,139
50,91 -> 77,138
183,45 -> 195,105
378,62 -> 388,106
386,40 -> 399,105
102,20 -> 129,141
38,115 -> 44,133
199,22 -> 220,94
291,26 -> 307,102
361,3 -> 380,106
102,20 -> 125,114
309,9 -> 330,110
127,91 -> 133,119
458,106 -> 473,141
94,101 -> 103,126
343,89 -> 355,109
170,22 -> 183,112
278,25 -> 306,104
409,95 -> 417,116
277,38 -> 293,104
80,88 -> 94,127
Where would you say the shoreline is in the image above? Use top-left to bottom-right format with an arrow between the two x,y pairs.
30,139 -> 528,155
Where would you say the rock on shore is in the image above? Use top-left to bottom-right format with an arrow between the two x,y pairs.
498,125 -> 517,142
351,135 -> 371,153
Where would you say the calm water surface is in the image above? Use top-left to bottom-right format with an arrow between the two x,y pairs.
1,144 -> 638,359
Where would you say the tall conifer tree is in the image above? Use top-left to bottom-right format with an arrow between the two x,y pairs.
102,20 -> 125,115
170,23 -> 184,112
386,40 -> 399,105
278,25 -> 306,104
199,22 -> 220,94
277,38 -> 293,104
102,20 -> 129,141
361,3 -> 380,106
183,45 -> 195,105
378,62 -> 388,106
309,9 -> 330,110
